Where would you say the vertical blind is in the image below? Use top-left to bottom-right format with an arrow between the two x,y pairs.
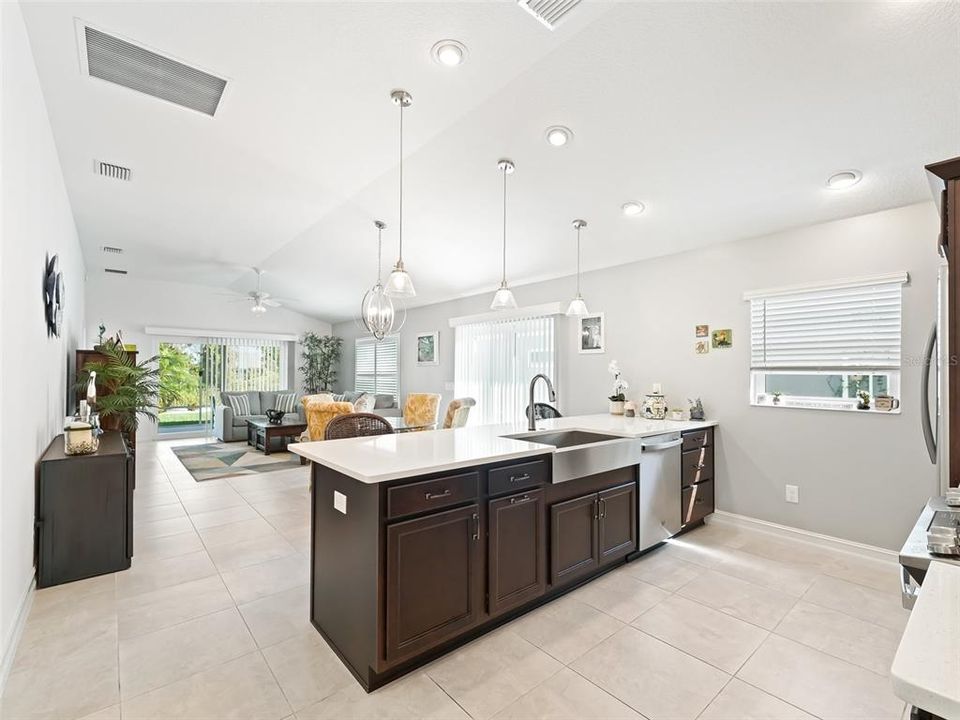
355,335 -> 399,398
455,315 -> 555,425
199,336 -> 289,392
749,277 -> 905,370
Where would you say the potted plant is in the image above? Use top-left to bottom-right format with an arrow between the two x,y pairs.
76,340 -> 166,438
300,333 -> 343,393
772,391 -> 782,405
607,360 -> 629,415
857,389 -> 871,410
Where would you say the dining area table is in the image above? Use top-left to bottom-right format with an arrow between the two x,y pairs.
384,415 -> 437,433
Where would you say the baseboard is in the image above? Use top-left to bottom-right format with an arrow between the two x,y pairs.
0,574 -> 35,695
707,510 -> 898,563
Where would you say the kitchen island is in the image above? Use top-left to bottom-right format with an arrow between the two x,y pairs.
290,413 -> 718,690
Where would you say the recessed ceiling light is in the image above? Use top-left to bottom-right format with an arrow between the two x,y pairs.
431,40 -> 466,67
826,169 -> 862,190
545,126 -> 572,147
621,201 -> 645,217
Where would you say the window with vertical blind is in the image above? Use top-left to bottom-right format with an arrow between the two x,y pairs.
454,315 -> 555,425
746,272 -> 907,411
355,336 -> 399,399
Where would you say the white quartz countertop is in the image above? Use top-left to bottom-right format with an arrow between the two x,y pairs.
891,560 -> 960,718
288,414 -> 717,484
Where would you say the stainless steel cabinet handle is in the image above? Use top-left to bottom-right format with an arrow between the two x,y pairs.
509,494 -> 532,505
594,498 -> 599,520
510,473 -> 531,483
599,498 -> 606,518
696,463 -> 706,470
471,513 -> 479,541
425,489 -> 451,500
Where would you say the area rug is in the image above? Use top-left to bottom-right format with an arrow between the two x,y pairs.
172,442 -> 302,481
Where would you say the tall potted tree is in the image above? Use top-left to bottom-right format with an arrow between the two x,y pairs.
300,333 -> 343,392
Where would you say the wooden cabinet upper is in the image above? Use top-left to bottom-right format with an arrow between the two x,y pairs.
385,504 -> 482,663
488,489 -> 546,616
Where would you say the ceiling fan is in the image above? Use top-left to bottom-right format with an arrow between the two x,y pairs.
224,268 -> 290,314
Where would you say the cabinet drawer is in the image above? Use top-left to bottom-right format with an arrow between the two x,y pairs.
387,472 -> 479,519
488,460 -> 547,497
681,447 -> 713,487
681,480 -> 714,526
682,428 -> 712,452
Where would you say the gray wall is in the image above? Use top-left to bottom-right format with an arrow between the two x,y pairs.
336,203 -> 941,550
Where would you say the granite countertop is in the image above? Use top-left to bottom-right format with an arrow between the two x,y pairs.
288,413 -> 718,483
891,559 -> 960,718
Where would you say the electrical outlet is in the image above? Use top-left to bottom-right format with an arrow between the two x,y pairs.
785,485 -> 799,504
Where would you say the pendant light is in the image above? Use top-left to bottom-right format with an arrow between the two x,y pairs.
361,220 -> 403,341
490,159 -> 517,310
565,219 -> 590,316
385,89 -> 416,297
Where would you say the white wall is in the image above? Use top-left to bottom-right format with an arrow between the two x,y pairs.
85,275 -> 332,439
0,1 -> 86,678
336,203 -> 941,549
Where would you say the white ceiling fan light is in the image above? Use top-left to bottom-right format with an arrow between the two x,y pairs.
385,90 -> 417,298
565,219 -> 589,317
491,159 -> 518,311
431,40 -> 467,67
621,201 -> 645,217
825,169 -> 863,190
545,125 -> 572,147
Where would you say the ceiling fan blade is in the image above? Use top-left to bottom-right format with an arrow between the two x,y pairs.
264,299 -> 282,307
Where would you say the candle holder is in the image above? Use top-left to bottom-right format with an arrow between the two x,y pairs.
64,420 -> 99,456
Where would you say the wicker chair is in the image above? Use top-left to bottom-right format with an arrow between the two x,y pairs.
402,393 -> 441,430
525,403 -> 562,422
442,398 -> 476,429
324,413 -> 395,440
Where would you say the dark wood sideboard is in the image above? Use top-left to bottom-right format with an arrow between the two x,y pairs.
36,431 -> 134,588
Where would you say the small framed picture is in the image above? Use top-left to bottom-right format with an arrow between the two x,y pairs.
696,324 -> 709,338
695,340 -> 710,355
416,331 -> 439,365
579,313 -> 605,354
712,328 -> 733,349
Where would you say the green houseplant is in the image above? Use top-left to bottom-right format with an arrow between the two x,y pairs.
300,333 -> 343,393
76,341 -> 166,434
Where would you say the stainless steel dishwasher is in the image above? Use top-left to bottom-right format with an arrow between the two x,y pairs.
639,431 -> 683,551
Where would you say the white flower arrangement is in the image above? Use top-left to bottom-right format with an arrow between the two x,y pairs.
607,360 -> 629,401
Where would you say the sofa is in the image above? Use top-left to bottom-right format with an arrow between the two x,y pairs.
333,391 -> 400,417
214,390 -> 305,442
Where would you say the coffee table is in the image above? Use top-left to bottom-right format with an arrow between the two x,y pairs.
246,418 -> 308,455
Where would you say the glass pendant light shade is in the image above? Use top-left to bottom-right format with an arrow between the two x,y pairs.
361,221 -> 404,340
385,261 -> 416,297
565,219 -> 589,316
490,282 -> 517,310
385,89 -> 416,298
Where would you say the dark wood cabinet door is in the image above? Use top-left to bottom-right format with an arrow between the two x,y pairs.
488,489 -> 546,616
681,480 -> 715,527
598,483 -> 637,564
385,504 -> 482,664
550,493 -> 599,585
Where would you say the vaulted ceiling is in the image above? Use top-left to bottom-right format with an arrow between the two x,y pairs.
21,1 -> 960,322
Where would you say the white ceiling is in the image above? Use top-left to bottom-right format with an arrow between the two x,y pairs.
21,1 -> 960,323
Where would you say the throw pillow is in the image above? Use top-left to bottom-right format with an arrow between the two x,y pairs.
301,393 -> 334,406
275,392 -> 298,413
353,392 -> 376,413
226,394 -> 251,417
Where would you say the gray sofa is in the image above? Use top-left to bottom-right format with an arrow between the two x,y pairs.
334,391 -> 401,417
214,390 -> 305,442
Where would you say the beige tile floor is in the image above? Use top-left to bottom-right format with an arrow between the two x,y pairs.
0,438 -> 912,720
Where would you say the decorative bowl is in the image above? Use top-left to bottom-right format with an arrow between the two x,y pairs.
265,409 -> 286,425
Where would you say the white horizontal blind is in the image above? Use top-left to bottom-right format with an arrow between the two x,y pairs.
750,280 -> 903,370
455,315 -> 555,426
199,336 -> 289,391
355,336 -> 399,398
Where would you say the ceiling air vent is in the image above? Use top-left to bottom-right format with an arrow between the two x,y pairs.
104,268 -> 128,275
96,161 -> 131,181
517,0 -> 582,30
101,246 -> 124,254
83,25 -> 227,116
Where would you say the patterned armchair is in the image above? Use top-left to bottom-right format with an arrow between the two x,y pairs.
303,400 -> 355,441
442,398 -> 476,429
402,393 -> 441,430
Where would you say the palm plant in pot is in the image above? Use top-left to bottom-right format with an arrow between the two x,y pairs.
607,360 -> 629,415
76,341 -> 166,439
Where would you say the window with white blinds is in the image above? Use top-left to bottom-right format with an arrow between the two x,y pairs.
198,336 -> 289,392
746,273 -> 906,411
355,336 -> 399,399
454,315 -> 555,426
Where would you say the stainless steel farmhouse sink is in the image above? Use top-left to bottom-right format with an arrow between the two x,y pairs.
502,429 -> 643,483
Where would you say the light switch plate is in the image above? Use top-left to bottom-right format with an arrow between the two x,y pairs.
334,490 -> 347,514
785,485 -> 799,504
